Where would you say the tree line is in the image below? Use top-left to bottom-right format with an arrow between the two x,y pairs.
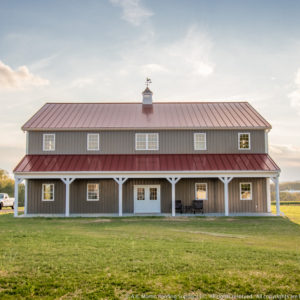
0,169 -> 24,206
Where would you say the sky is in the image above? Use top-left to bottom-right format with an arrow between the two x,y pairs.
0,0 -> 300,181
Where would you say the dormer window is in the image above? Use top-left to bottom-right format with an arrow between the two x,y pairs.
135,133 -> 159,150
238,133 -> 251,150
87,133 -> 99,151
43,134 -> 55,151
194,133 -> 206,150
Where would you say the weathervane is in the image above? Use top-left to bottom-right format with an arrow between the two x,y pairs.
145,78 -> 152,88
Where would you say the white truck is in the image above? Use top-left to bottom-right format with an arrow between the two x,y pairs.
0,193 -> 15,209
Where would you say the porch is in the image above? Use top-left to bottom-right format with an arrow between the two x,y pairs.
13,175 -> 281,217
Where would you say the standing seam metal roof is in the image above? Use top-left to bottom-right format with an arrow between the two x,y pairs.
22,102 -> 271,130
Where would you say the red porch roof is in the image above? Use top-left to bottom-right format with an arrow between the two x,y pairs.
22,102 -> 271,130
14,154 -> 280,173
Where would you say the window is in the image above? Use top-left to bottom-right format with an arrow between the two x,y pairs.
87,133 -> 99,151
87,183 -> 99,201
149,188 -> 157,200
195,183 -> 208,200
43,134 -> 55,151
194,133 -> 207,150
137,188 -> 145,200
240,183 -> 252,200
42,184 -> 54,201
135,133 -> 159,150
238,133 -> 251,150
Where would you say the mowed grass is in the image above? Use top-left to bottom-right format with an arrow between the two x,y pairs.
0,207 -> 299,299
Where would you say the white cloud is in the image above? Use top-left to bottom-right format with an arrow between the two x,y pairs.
0,60 -> 49,90
109,0 -> 153,26
289,68 -> 300,115
270,144 -> 300,167
165,26 -> 214,76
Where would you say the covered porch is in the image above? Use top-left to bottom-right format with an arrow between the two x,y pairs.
13,153 -> 281,217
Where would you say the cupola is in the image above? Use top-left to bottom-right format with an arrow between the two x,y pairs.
142,78 -> 153,105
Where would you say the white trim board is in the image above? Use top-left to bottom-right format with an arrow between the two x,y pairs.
14,170 -> 280,179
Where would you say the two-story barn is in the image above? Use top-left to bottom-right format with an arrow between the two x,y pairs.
13,87 -> 281,217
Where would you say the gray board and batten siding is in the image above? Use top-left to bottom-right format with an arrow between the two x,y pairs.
27,130 -> 266,155
27,178 -> 268,214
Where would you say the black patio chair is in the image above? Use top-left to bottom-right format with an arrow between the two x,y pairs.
192,200 -> 204,214
175,200 -> 183,214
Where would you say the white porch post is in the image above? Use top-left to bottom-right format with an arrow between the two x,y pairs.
166,177 -> 181,217
14,177 -> 22,217
24,179 -> 28,216
61,178 -> 75,217
266,178 -> 271,213
219,177 -> 233,216
113,177 -> 128,217
271,176 -> 280,216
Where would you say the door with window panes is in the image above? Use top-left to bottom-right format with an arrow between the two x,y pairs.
134,185 -> 161,213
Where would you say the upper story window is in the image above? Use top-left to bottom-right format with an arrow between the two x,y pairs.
43,134 -> 55,151
238,133 -> 251,150
135,133 -> 159,150
42,184 -> 54,201
87,183 -> 99,201
195,183 -> 208,200
87,133 -> 99,151
194,133 -> 206,150
240,183 -> 252,200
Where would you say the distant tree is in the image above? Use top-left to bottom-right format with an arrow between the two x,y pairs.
0,169 -> 24,206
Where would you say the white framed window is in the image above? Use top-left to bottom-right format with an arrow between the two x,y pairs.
194,133 -> 207,150
43,134 -> 55,151
87,183 -> 99,201
195,183 -> 208,200
87,133 -> 100,151
135,133 -> 159,150
238,133 -> 251,150
240,182 -> 252,200
42,184 -> 54,201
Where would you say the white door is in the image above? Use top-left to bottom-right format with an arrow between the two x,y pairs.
134,185 -> 161,213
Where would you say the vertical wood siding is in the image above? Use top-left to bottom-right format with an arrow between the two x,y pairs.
28,179 -> 65,214
27,178 -> 267,214
70,179 -> 118,214
28,130 -> 266,155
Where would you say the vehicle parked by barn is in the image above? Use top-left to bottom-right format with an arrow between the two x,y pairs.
0,193 -> 14,209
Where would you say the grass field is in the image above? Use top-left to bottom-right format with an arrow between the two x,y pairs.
0,206 -> 299,299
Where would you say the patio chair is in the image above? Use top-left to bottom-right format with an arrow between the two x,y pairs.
175,200 -> 183,214
192,200 -> 204,214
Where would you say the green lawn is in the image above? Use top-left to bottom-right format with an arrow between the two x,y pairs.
0,207 -> 300,299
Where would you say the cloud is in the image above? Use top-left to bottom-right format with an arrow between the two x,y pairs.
270,144 -> 300,168
165,26 -> 214,76
109,0 -> 153,26
289,68 -> 300,115
118,26 -> 214,80
0,60 -> 49,90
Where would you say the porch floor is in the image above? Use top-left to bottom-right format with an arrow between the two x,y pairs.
18,212 -> 276,217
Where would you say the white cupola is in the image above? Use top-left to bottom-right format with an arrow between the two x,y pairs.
142,78 -> 153,105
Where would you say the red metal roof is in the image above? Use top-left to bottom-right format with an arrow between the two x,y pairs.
14,154 -> 280,173
22,102 -> 271,130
